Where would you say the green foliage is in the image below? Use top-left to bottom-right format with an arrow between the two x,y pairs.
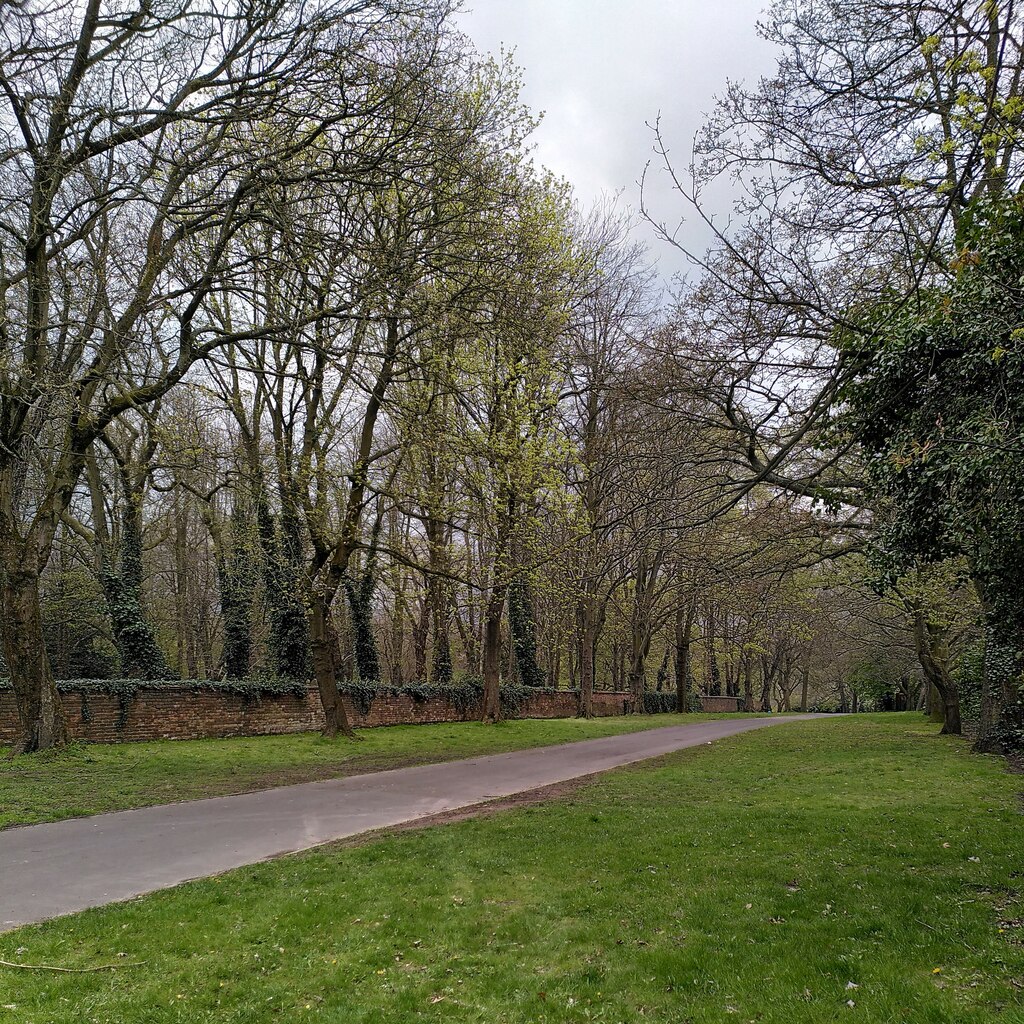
40,567 -> 118,679
100,572 -> 171,681
508,577 -> 546,687
0,677 -> 311,700
100,491 -> 173,681
255,490 -> 311,680
953,640 -> 986,724
642,690 -> 702,714
343,573 -> 381,683
340,678 -> 572,719
847,656 -> 902,709
219,498 -> 256,679
839,193 -> 1024,747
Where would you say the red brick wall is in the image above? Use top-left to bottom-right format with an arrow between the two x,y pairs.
698,694 -> 743,713
0,687 -> 634,745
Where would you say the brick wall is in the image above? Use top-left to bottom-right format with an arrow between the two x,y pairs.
0,687 -> 634,745
0,688 -> 738,745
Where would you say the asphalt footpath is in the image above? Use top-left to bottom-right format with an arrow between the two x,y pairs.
0,714 -> 827,930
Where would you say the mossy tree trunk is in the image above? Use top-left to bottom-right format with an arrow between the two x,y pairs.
509,576 -> 544,687
1,555 -> 67,753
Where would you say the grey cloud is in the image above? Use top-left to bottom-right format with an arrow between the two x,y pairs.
455,1 -> 777,284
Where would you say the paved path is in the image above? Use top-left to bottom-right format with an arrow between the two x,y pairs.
0,715 -> 826,930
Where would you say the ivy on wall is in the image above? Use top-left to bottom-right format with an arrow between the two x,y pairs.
0,679 -> 661,721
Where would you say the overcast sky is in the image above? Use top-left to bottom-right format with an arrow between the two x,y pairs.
454,1 -> 778,285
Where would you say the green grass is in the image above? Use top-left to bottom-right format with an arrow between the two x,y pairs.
0,713 -> 735,829
1,714 -> 1021,1022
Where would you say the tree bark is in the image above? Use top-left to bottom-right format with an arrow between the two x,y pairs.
743,654 -> 756,712
576,586 -> 604,718
1,562 -> 67,752
674,595 -> 696,713
308,594 -> 354,739
577,621 -> 599,718
481,587 -> 506,723
910,607 -> 962,736
706,604 -> 722,696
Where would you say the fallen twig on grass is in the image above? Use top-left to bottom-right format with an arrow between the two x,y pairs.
0,958 -> 147,973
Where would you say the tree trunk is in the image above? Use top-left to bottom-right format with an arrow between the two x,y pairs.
743,655 -> 755,712
175,505 -> 189,677
430,583 -> 453,685
780,654 -> 794,711
308,594 -> 354,739
706,604 -> 722,696
1,564 -> 67,752
577,620 -> 598,718
481,587 -> 506,722
576,588 -> 604,717
674,595 -> 696,713
759,652 -> 779,712
412,596 -> 429,682
509,576 -> 544,687
910,607 -> 962,736
799,662 -> 810,712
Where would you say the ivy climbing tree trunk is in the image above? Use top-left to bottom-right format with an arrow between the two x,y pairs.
101,491 -> 172,680
509,576 -> 544,687
344,569 -> 381,682
220,501 -> 255,679
255,484 -> 311,680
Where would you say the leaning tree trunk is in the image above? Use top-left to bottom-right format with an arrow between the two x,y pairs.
1,560 -> 67,752
911,607 -> 962,736
481,588 -> 506,723
308,593 -> 355,739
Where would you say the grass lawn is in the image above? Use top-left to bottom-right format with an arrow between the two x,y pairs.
0,714 -> 1021,1022
0,713 -> 736,829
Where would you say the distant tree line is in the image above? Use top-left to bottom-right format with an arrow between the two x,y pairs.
3,0 -> 985,754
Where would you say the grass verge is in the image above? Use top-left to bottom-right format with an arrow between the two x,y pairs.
0,713 -> 1021,1022
0,713 -> 734,829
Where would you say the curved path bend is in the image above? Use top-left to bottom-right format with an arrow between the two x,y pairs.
1,714 -> 827,930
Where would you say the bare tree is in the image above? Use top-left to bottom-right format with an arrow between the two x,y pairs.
0,0 -> 452,750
